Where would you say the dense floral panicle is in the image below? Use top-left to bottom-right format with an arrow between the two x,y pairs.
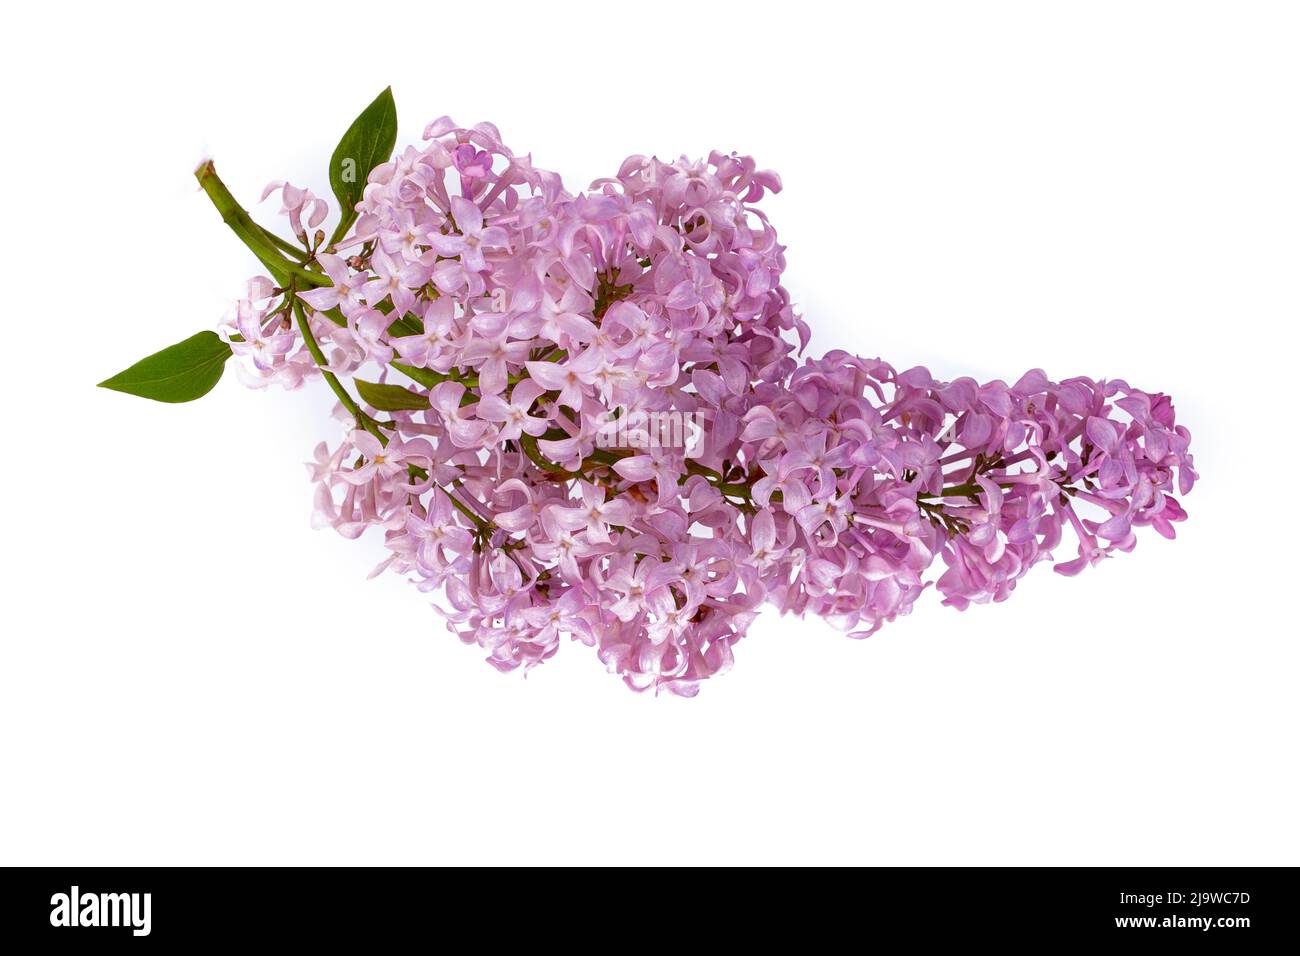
220,117 -> 1196,694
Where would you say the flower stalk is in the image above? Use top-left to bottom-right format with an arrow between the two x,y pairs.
99,91 -> 1196,695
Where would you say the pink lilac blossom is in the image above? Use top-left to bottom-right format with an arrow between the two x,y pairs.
221,118 -> 1197,696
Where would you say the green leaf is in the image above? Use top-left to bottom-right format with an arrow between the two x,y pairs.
374,298 -> 424,337
328,87 -> 397,246
386,315 -> 424,338
98,331 -> 232,403
355,378 -> 430,411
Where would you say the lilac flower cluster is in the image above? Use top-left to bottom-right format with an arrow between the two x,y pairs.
222,117 -> 1196,695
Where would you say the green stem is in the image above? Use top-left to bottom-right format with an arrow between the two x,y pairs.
293,296 -> 493,539
194,161 -> 328,289
292,298 -> 384,443
918,479 -> 1023,500
190,160 -> 502,539
391,361 -> 459,389
258,223 -> 310,261
519,434 -> 580,478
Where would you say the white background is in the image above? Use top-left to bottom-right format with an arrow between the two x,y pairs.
2,1 -> 1297,865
